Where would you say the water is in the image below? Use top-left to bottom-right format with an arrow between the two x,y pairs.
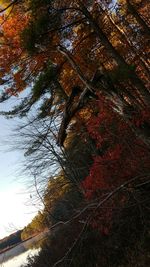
0,232 -> 48,267
0,248 -> 40,267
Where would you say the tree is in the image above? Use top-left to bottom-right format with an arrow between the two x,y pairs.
81,94 -> 150,232
0,1 -> 150,266
0,0 -> 150,145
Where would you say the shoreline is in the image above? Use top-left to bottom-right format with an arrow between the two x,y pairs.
0,232 -> 45,255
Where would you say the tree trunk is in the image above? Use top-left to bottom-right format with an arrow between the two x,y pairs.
127,0 -> 150,36
77,1 -> 150,105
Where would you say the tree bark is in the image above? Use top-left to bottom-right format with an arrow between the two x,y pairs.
77,1 -> 150,105
58,45 -> 95,93
127,0 -> 150,36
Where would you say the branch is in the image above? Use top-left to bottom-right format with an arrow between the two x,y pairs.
51,173 -> 149,267
0,0 -> 19,13
58,45 -> 95,93
56,69 -> 100,146
43,18 -> 85,36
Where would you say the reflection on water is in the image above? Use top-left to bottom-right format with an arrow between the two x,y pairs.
0,231 -> 48,267
0,248 -> 40,267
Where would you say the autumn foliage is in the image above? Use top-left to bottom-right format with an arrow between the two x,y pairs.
81,95 -> 150,233
0,0 -> 150,266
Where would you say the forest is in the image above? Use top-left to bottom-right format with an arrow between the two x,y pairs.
0,0 -> 149,266
0,230 -> 22,253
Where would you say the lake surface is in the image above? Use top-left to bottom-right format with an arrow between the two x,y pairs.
0,248 -> 40,267
0,232 -> 48,267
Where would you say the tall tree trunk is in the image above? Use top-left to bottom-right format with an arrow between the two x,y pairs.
77,1 -> 150,105
58,45 -> 95,92
127,0 -> 150,36
103,7 -> 150,78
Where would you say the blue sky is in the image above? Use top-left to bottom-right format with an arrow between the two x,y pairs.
0,94 -> 39,239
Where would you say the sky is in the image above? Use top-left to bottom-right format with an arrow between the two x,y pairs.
0,93 -> 39,239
